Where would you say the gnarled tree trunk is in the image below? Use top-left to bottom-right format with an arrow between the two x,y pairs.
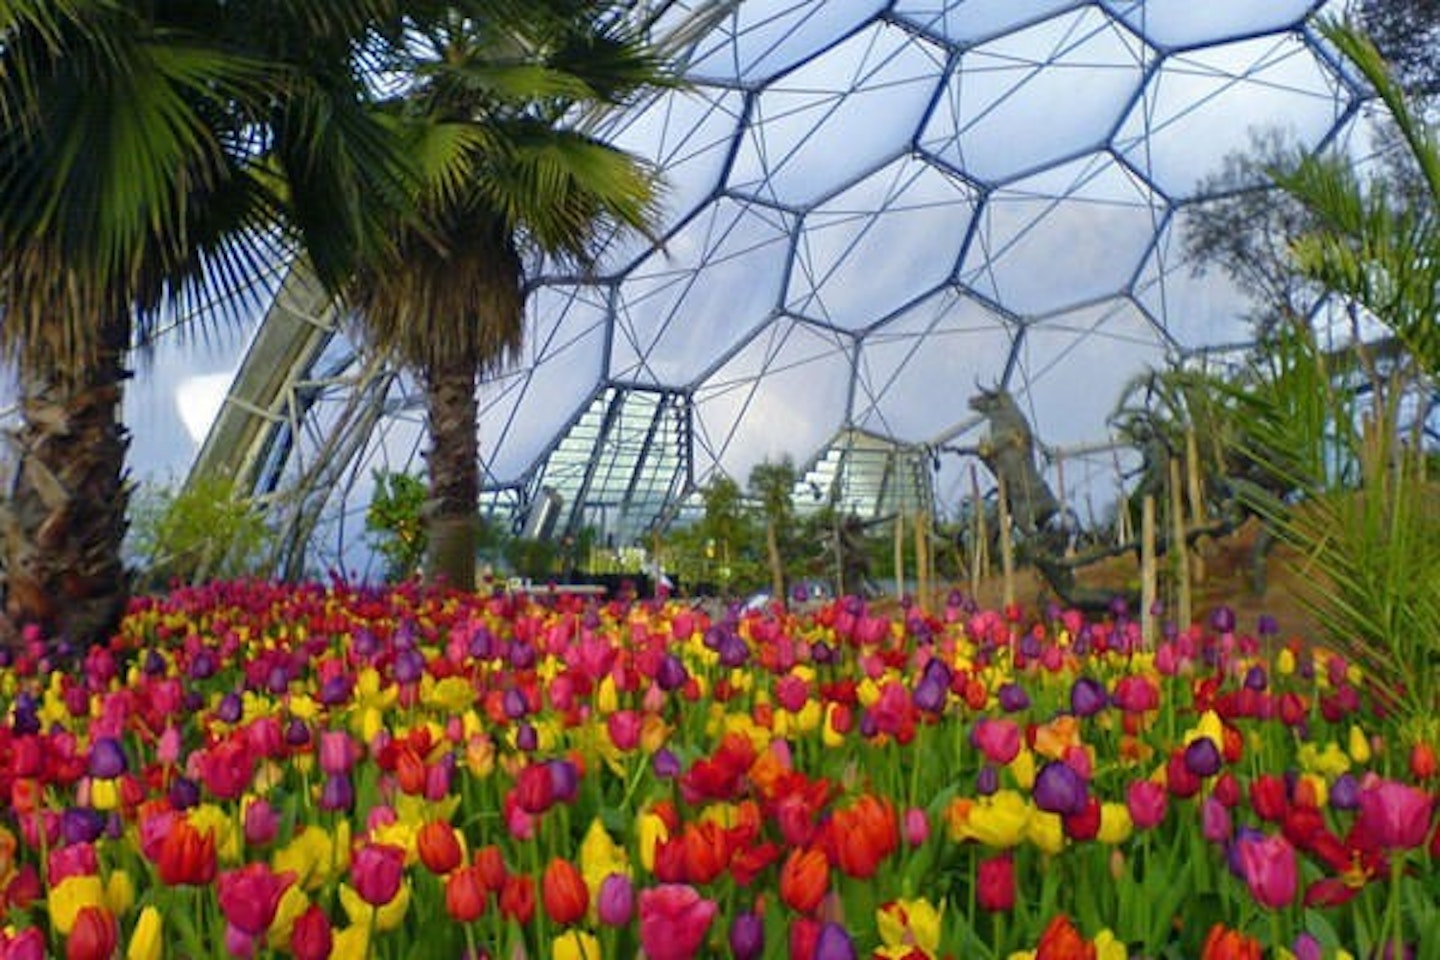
424,355 -> 479,589
3,316 -> 131,647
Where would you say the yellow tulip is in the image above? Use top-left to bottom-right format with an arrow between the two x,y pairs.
1094,929 -> 1127,960
1096,803 -> 1133,846
964,790 -> 1030,848
1026,810 -> 1066,855
267,884 -> 311,951
126,905 -> 162,960
553,930 -> 603,960
330,923 -> 370,960
339,880 -> 411,931
1347,725 -> 1372,764
48,875 -> 105,935
637,811 -> 669,872
104,869 -> 135,916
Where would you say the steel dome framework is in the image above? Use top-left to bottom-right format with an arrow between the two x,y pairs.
187,0 -> 1378,577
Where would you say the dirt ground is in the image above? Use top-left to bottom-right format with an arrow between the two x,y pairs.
953,518 -> 1326,640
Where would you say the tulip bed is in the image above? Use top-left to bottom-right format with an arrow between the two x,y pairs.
0,580 -> 1435,960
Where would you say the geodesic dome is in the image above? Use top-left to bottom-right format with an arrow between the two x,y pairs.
129,0 -> 1385,577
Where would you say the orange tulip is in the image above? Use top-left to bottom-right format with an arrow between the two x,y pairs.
829,795 -> 898,879
155,820 -> 217,887
1035,915 -> 1096,960
778,847 -> 828,914
1200,923 -> 1262,960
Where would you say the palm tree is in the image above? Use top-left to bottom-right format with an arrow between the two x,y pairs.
346,1 -> 679,589
0,2 -> 416,645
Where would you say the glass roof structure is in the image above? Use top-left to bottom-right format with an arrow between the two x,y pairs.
150,0 -> 1393,577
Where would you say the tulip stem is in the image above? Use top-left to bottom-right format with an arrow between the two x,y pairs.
1386,855 -> 1404,959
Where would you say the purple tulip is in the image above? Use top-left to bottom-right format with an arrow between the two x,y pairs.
188,650 -> 217,679
913,660 -> 951,713
976,765 -> 999,796
548,759 -> 579,803
814,922 -> 857,960
503,688 -> 528,719
1330,774 -> 1360,810
1184,738 -> 1223,778
319,773 -> 355,812
168,776 -> 201,810
729,910 -> 765,960
1069,677 -> 1108,717
997,683 -> 1030,712
216,692 -> 243,724
285,718 -> 311,748
597,874 -> 634,927
87,737 -> 128,779
656,653 -> 689,692
1033,761 -> 1087,816
142,650 -> 167,675
61,808 -> 106,845
653,748 -> 681,779
1210,605 -> 1236,634
516,723 -> 539,752
393,649 -> 425,685
508,641 -> 536,670
1257,614 -> 1279,636
1243,665 -> 1268,691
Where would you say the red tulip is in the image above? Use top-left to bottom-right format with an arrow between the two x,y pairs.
499,874 -> 535,924
1411,742 -> 1437,780
680,821 -> 731,885
779,847 -> 829,914
474,844 -> 508,892
976,854 -> 1015,911
351,843 -> 406,907
541,858 -> 588,925
638,884 -> 717,960
445,865 -> 488,922
291,905 -> 334,960
1249,774 -> 1289,822
417,820 -> 464,875
65,906 -> 117,960
155,820 -> 217,886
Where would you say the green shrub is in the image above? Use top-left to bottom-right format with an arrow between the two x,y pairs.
366,470 -> 428,582
129,474 -> 273,588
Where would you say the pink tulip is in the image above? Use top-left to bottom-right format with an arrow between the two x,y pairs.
1126,780 -> 1168,829
351,843 -> 406,907
972,719 -> 1021,765
217,863 -> 295,935
1236,833 -> 1298,909
638,884 -> 717,960
1357,780 -> 1434,850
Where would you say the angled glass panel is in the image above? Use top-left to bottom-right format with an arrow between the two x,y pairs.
893,0 -> 1084,47
1132,210 -> 1265,351
960,153 -> 1163,316
693,317 -> 853,480
479,287 -> 610,484
686,0 -> 889,87
1012,298 -> 1166,448
1100,0 -> 1320,50
786,156 -> 979,330
591,87 -> 747,274
1114,35 -> 1346,198
727,24 -> 948,207
921,7 -> 1150,184
854,289 -> 1015,440
610,197 -> 796,386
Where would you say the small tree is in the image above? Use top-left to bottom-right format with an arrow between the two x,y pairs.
749,457 -> 798,606
366,471 -> 428,582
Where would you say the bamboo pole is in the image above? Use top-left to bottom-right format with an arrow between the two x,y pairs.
970,465 -> 988,598
894,513 -> 905,600
997,473 -> 1015,609
1141,495 -> 1156,649
1169,457 -> 1191,631
1185,429 -> 1207,584
915,510 -> 931,613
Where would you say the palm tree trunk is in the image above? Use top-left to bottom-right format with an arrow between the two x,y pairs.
3,316 -> 131,647
424,355 -> 479,589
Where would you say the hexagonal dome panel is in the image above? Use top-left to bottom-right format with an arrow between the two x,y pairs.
168,0 -> 1367,574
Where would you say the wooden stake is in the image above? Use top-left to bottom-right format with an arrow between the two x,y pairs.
997,472 -> 1015,609
1141,495 -> 1156,649
1169,457 -> 1191,631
